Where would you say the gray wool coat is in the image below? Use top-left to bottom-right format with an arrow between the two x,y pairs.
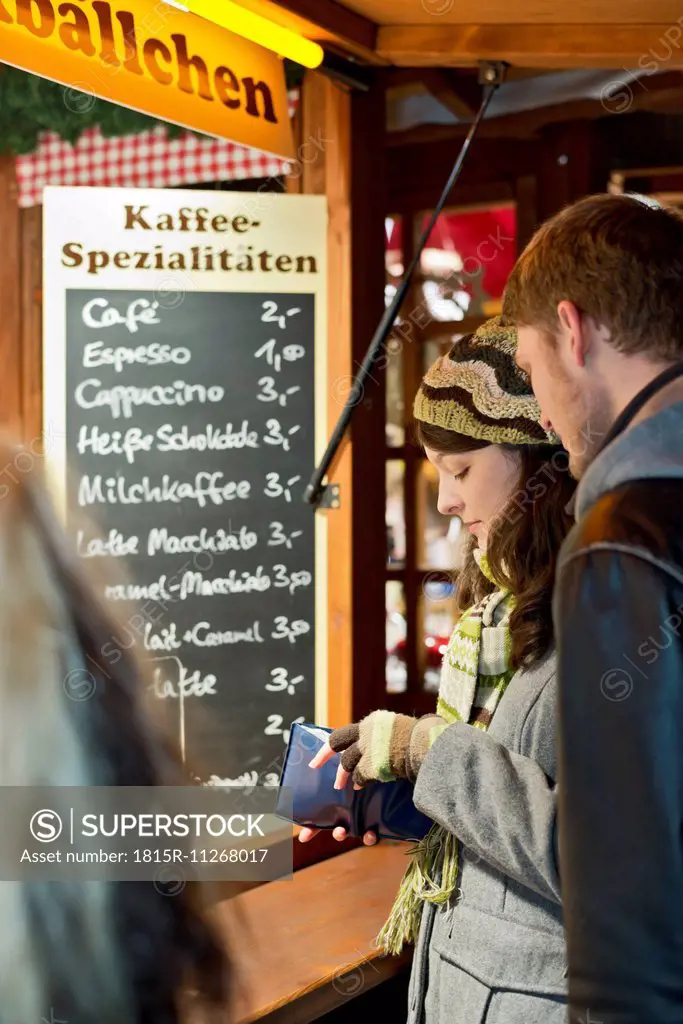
405,648 -> 567,1024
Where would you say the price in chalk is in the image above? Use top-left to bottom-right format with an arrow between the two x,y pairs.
264,473 -> 302,502
268,522 -> 304,549
266,668 -> 305,695
264,714 -> 306,745
263,418 -> 301,452
273,564 -> 313,596
62,282 -> 318,785
261,300 -> 302,331
272,616 -> 311,644
257,376 -> 301,407
255,338 -> 306,373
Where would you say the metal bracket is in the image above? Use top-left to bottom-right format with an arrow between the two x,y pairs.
319,52 -> 373,92
477,61 -> 509,87
317,484 -> 341,510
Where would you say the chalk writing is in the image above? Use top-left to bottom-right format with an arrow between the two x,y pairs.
65,287 -> 316,782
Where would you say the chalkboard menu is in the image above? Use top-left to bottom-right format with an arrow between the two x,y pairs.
44,187 -> 328,788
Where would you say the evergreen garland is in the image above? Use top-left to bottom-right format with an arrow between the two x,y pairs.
0,62 -> 303,156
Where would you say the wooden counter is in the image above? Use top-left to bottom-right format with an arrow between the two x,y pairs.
213,842 -> 413,1022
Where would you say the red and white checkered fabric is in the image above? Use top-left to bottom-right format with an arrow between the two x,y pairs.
16,92 -> 299,208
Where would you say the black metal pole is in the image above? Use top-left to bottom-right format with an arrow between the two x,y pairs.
304,61 -> 508,507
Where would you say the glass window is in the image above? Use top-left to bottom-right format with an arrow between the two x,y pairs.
420,583 -> 458,694
417,458 -> 464,570
386,215 -> 405,446
418,204 -> 517,321
386,581 -> 407,694
386,341 -> 404,448
385,215 -> 404,302
422,334 -> 467,377
386,460 -> 406,568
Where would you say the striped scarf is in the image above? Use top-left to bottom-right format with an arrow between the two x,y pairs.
376,553 -> 515,955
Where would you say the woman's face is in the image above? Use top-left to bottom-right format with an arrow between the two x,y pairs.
424,444 -> 521,549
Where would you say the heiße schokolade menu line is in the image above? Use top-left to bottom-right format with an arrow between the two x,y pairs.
66,289 -> 316,788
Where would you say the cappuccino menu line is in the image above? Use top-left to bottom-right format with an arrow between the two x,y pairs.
66,290 -> 315,785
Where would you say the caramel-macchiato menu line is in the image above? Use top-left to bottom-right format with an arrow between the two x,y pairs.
65,289 -> 316,786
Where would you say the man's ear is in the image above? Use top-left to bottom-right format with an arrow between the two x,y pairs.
556,300 -> 587,369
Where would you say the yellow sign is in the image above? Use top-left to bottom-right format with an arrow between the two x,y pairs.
0,0 -> 295,159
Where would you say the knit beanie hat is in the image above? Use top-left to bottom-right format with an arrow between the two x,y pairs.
413,315 -> 556,446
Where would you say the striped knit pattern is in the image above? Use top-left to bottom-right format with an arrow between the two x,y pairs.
438,549 -> 515,728
437,588 -> 514,729
413,315 -> 559,446
366,710 -> 399,782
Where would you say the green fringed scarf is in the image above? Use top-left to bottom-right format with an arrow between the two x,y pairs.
376,553 -> 515,956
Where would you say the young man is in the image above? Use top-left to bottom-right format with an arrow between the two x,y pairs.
503,192 -> 683,1024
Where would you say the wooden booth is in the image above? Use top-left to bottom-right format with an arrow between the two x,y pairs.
5,0 -> 683,1020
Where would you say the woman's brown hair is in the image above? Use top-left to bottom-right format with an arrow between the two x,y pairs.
415,420 -> 575,670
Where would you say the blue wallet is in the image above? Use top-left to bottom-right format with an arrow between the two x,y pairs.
275,722 -> 432,842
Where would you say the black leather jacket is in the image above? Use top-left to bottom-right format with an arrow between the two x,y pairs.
556,365 -> 683,1024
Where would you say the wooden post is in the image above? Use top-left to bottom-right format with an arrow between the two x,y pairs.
20,205 -> 43,447
298,70 -> 388,725
0,157 -> 22,436
515,173 -> 538,253
301,71 -> 354,729
398,211 -> 421,715
537,121 -> 609,221
285,93 -> 303,196
349,78 -> 388,722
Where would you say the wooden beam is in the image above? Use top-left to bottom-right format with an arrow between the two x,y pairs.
246,0 -> 378,59
0,157 -> 22,435
336,0 -> 683,25
377,24 -> 683,68
385,67 -> 555,90
387,72 -> 683,147
418,69 -> 479,120
390,180 -> 515,218
600,112 -> 683,172
387,100 -> 609,146
388,137 -> 537,210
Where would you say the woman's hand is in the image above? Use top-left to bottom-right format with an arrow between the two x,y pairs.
297,739 -> 378,846
327,711 -> 450,787
297,825 -> 378,846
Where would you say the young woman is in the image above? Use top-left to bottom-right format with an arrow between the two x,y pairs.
301,316 -> 575,1024
0,438 -> 232,1024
